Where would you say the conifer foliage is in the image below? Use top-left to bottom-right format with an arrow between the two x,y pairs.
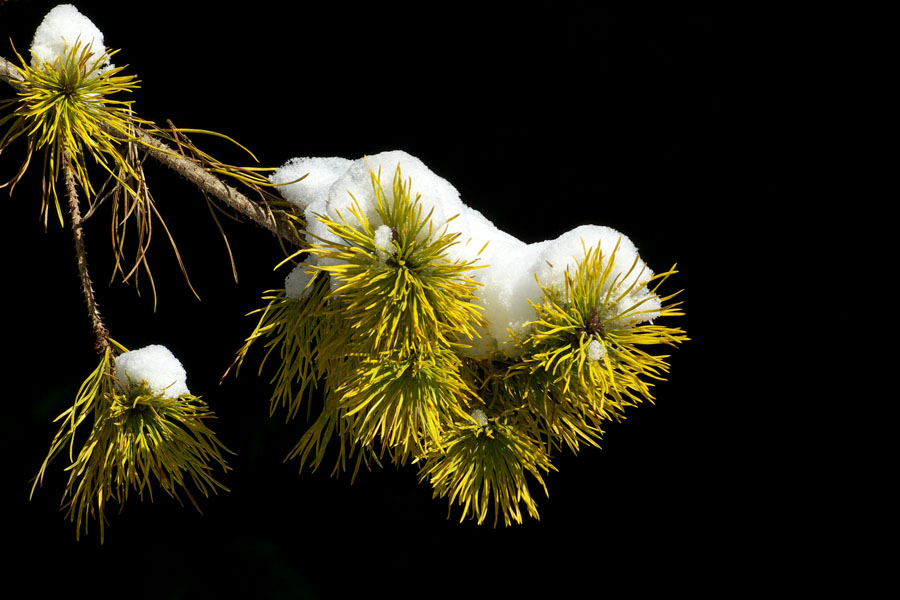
4,4 -> 687,538
237,165 -> 687,526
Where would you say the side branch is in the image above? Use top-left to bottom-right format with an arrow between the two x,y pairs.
133,128 -> 303,247
63,149 -> 110,354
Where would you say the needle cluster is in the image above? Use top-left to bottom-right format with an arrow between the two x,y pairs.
31,344 -> 231,542
239,165 -> 687,526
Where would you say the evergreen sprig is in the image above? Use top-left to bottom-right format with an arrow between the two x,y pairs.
419,411 -> 555,527
232,276 -> 332,422
512,240 -> 687,421
304,167 -> 485,358
31,343 -> 231,542
241,166 -> 488,473
301,166 -> 485,466
0,40 -> 146,227
1,39 -> 298,306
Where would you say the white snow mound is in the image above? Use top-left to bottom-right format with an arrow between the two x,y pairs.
30,4 -> 109,69
115,345 -> 190,397
271,150 -> 659,358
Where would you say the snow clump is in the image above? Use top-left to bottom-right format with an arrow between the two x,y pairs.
115,345 -> 190,397
271,150 -> 660,358
30,4 -> 110,69
284,262 -> 315,299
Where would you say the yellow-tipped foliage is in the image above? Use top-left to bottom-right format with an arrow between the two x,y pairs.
1,39 -> 298,306
337,343 -> 473,464
32,344 -> 231,542
0,41 -> 146,226
232,274 -> 332,422
242,166 -> 486,471
512,240 -> 688,421
418,411 -> 555,527
238,164 -> 687,527
305,167 -> 485,358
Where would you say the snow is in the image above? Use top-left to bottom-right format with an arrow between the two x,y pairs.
269,156 -> 352,211
115,345 -> 190,397
587,339 -> 606,361
284,262 -> 315,299
373,225 -> 393,262
30,5 -> 109,69
535,225 -> 650,296
271,150 -> 659,359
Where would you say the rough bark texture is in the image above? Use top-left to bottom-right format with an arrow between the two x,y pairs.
64,149 -> 110,354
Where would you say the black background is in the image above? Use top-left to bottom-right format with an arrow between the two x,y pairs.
1,2 -> 758,597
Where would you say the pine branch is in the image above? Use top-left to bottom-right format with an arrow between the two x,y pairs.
0,54 -> 26,91
132,127 -> 302,246
63,147 -> 110,354
1,54 -> 304,248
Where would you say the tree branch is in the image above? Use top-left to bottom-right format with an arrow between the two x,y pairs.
63,149 -> 110,354
132,128 -> 303,247
0,54 -> 26,92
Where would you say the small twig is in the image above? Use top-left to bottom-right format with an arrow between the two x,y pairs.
63,148 -> 110,354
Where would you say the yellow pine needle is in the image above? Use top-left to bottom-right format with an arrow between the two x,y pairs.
336,345 -> 472,465
231,275 -> 333,422
304,165 -> 485,358
285,392 -> 381,481
419,414 -> 555,527
237,161 -> 687,528
1,40 -> 298,307
513,239 -> 687,419
0,41 -> 148,227
31,342 -> 231,542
